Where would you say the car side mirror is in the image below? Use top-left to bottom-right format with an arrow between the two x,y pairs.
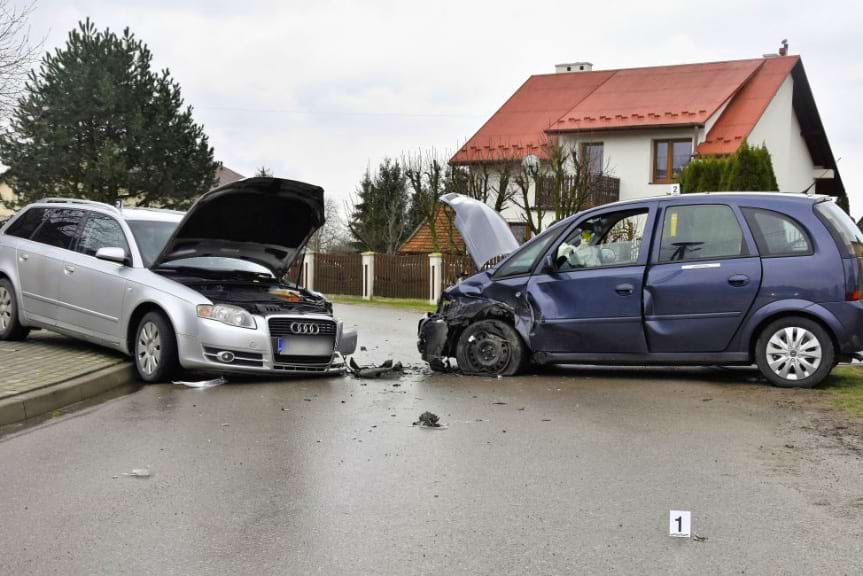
95,247 -> 129,266
542,253 -> 558,274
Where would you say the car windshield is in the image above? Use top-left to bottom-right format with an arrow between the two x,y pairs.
127,220 -> 178,267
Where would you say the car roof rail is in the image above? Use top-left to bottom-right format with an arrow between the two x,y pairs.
125,206 -> 184,215
37,197 -> 121,213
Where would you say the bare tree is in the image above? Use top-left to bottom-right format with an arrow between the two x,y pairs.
0,1 -> 41,121
309,197 -> 350,253
404,149 -> 447,252
511,135 -> 614,236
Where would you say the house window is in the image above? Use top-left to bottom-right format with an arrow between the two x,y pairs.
581,142 -> 604,175
653,139 -> 692,183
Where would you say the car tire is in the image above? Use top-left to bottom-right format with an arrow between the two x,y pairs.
456,319 -> 526,376
134,311 -> 179,383
755,316 -> 834,388
0,278 -> 30,341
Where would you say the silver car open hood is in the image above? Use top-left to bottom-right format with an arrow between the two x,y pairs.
150,177 -> 324,277
439,193 -> 519,268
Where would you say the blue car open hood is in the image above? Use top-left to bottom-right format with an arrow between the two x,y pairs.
439,193 -> 520,268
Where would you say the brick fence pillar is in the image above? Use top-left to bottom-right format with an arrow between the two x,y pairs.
362,251 -> 375,300
303,251 -> 316,291
428,252 -> 443,305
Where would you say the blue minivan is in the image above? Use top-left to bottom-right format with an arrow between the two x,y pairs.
418,192 -> 863,388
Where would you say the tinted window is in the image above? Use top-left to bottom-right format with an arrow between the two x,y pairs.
494,226 -> 561,278
127,220 -> 178,267
77,213 -> 129,257
4,207 -> 46,239
557,209 -> 648,270
743,208 -> 811,257
30,208 -> 84,250
659,204 -> 746,263
815,201 -> 863,258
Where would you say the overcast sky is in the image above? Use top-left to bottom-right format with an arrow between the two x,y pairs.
22,0 -> 863,216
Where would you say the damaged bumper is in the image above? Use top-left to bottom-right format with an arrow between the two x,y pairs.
178,313 -> 357,375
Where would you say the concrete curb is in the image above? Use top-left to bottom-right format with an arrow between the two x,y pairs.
0,363 -> 137,427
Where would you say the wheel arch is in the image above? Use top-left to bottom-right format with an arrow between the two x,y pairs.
747,307 -> 841,360
125,302 -> 177,356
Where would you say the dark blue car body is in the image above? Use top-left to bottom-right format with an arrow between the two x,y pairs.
418,193 -> 863,386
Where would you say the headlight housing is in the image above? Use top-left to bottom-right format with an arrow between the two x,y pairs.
197,304 -> 257,329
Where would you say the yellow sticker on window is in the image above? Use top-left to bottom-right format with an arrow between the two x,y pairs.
670,212 -> 678,237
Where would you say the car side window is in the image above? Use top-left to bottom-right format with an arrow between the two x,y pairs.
30,208 -> 85,250
659,204 -> 746,263
4,207 -> 46,239
77,213 -> 129,257
742,208 -> 812,257
556,209 -> 648,271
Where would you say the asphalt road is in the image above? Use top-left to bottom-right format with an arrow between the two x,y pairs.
1,304 -> 862,575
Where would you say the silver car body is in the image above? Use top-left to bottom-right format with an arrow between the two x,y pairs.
0,196 -> 357,376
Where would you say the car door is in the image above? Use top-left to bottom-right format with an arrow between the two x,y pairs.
643,202 -> 762,353
527,203 -> 656,354
14,208 -> 84,325
55,211 -> 131,344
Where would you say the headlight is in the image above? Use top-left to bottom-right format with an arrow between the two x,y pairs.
197,304 -> 257,329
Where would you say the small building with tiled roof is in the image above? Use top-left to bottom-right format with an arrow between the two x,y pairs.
452,47 -> 843,227
400,207 -> 466,254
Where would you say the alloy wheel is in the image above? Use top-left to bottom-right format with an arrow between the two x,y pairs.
0,286 -> 11,332
137,321 -> 162,376
765,326 -> 822,381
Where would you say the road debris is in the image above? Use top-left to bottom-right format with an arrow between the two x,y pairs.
173,376 -> 227,389
692,533 -> 708,542
413,411 -> 443,428
348,357 -> 404,378
121,468 -> 152,478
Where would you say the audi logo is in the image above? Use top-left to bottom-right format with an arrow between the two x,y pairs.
290,322 -> 320,335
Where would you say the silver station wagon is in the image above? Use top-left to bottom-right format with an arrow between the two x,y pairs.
0,177 -> 357,382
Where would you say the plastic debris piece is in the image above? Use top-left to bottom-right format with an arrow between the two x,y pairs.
348,357 -> 404,379
172,376 -> 227,389
122,468 -> 152,478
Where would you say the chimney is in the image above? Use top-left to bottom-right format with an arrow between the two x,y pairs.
555,62 -> 593,73
778,39 -> 789,56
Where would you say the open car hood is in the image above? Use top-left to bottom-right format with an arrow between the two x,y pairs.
150,177 -> 324,277
439,193 -> 519,268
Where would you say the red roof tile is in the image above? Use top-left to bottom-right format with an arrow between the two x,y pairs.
451,56 -> 799,164
697,56 -> 799,154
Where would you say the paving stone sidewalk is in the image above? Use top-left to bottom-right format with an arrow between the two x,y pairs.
0,330 -> 127,401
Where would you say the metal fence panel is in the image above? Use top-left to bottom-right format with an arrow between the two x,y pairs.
374,254 -> 429,299
314,253 -> 363,295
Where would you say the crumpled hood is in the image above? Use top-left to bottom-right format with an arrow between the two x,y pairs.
439,193 -> 519,268
150,177 -> 324,277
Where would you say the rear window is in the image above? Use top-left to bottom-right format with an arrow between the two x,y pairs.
30,208 -> 84,250
742,208 -> 812,257
815,201 -> 863,258
659,204 -> 746,263
4,207 -> 46,239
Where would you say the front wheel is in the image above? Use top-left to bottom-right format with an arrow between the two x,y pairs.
134,312 -> 179,383
456,319 -> 526,376
755,317 -> 834,388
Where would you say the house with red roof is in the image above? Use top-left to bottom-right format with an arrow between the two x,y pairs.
451,48 -> 844,230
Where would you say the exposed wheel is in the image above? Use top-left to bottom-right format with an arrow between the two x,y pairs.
0,278 -> 29,341
134,312 -> 179,383
456,319 -> 526,376
755,317 -> 834,388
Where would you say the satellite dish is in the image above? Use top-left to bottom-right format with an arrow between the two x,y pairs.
522,154 -> 541,172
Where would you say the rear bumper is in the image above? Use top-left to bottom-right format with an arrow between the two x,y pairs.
811,300 -> 863,354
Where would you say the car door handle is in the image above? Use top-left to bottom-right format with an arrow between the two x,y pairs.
615,283 -> 634,296
728,274 -> 749,287
64,265 -> 76,275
